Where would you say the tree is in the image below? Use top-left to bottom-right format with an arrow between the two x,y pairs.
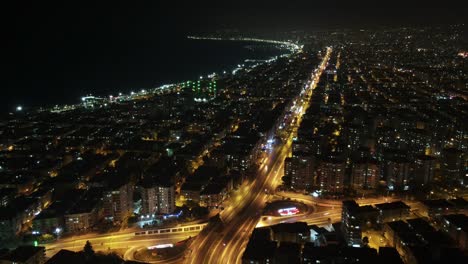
83,240 -> 95,260
362,236 -> 369,247
281,175 -> 291,186
185,200 -> 199,209
191,206 -> 209,218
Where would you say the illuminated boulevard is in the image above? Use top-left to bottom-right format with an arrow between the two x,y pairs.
42,226 -> 203,259
185,47 -> 333,264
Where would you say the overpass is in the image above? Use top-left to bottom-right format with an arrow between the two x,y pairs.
134,223 -> 208,236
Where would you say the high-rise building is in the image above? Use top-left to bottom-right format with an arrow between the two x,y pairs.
381,157 -> 410,191
140,181 -> 175,216
412,155 -> 436,187
442,148 -> 465,185
341,200 -> 362,247
285,154 -> 315,191
351,159 -> 379,189
140,159 -> 178,216
317,157 -> 346,193
64,189 -> 103,233
346,124 -> 367,152
103,179 -> 134,223
406,128 -> 430,156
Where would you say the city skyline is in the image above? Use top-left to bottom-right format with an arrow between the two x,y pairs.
1,2 -> 468,264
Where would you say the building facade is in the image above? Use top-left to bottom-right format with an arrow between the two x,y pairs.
141,184 -> 175,216
317,158 -> 346,193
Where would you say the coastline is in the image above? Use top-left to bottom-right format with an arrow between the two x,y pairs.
8,37 -> 301,115
186,35 -> 302,51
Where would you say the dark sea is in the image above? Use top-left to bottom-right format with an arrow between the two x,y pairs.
4,36 -> 286,113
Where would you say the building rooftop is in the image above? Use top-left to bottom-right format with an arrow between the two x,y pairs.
406,218 -> 435,233
419,231 -> 454,247
442,214 -> 468,232
375,201 -> 410,211
302,244 -> 379,262
144,157 -> 179,186
449,197 -> 468,209
66,198 -> 100,215
180,182 -> 203,192
422,199 -> 454,209
45,249 -> 83,264
0,246 -> 44,263
271,222 -> 310,235
0,196 -> 38,220
386,220 -> 412,233
398,232 -> 422,246
250,227 -> 272,242
378,247 -> 403,264
409,246 -> 468,264
65,188 -> 103,215
242,240 -> 277,262
275,242 -> 301,264
200,183 -> 225,196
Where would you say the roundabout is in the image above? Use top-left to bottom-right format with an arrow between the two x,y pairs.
262,199 -> 310,217
257,199 -> 315,228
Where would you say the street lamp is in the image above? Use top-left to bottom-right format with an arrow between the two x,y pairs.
54,227 -> 62,238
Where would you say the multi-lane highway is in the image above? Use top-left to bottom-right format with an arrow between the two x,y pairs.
42,226 -> 202,258
186,47 -> 333,264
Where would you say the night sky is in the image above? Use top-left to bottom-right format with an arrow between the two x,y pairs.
3,0 -> 467,111
10,1 -> 466,33
8,1 -> 467,49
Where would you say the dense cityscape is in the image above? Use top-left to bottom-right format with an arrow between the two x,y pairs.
1,24 -> 468,264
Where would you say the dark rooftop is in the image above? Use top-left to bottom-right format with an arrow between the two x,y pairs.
378,247 -> 403,264
271,222 -> 309,235
375,201 -> 410,211
442,214 -> 468,232
45,249 -> 83,264
448,197 -> 468,209
180,182 -> 203,192
0,246 -> 44,263
250,227 -> 272,242
406,218 -> 435,233
302,244 -> 379,262
200,183 -> 225,196
275,242 -> 301,264
386,220 -> 412,233
422,199 -> 454,209
242,240 -> 277,262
